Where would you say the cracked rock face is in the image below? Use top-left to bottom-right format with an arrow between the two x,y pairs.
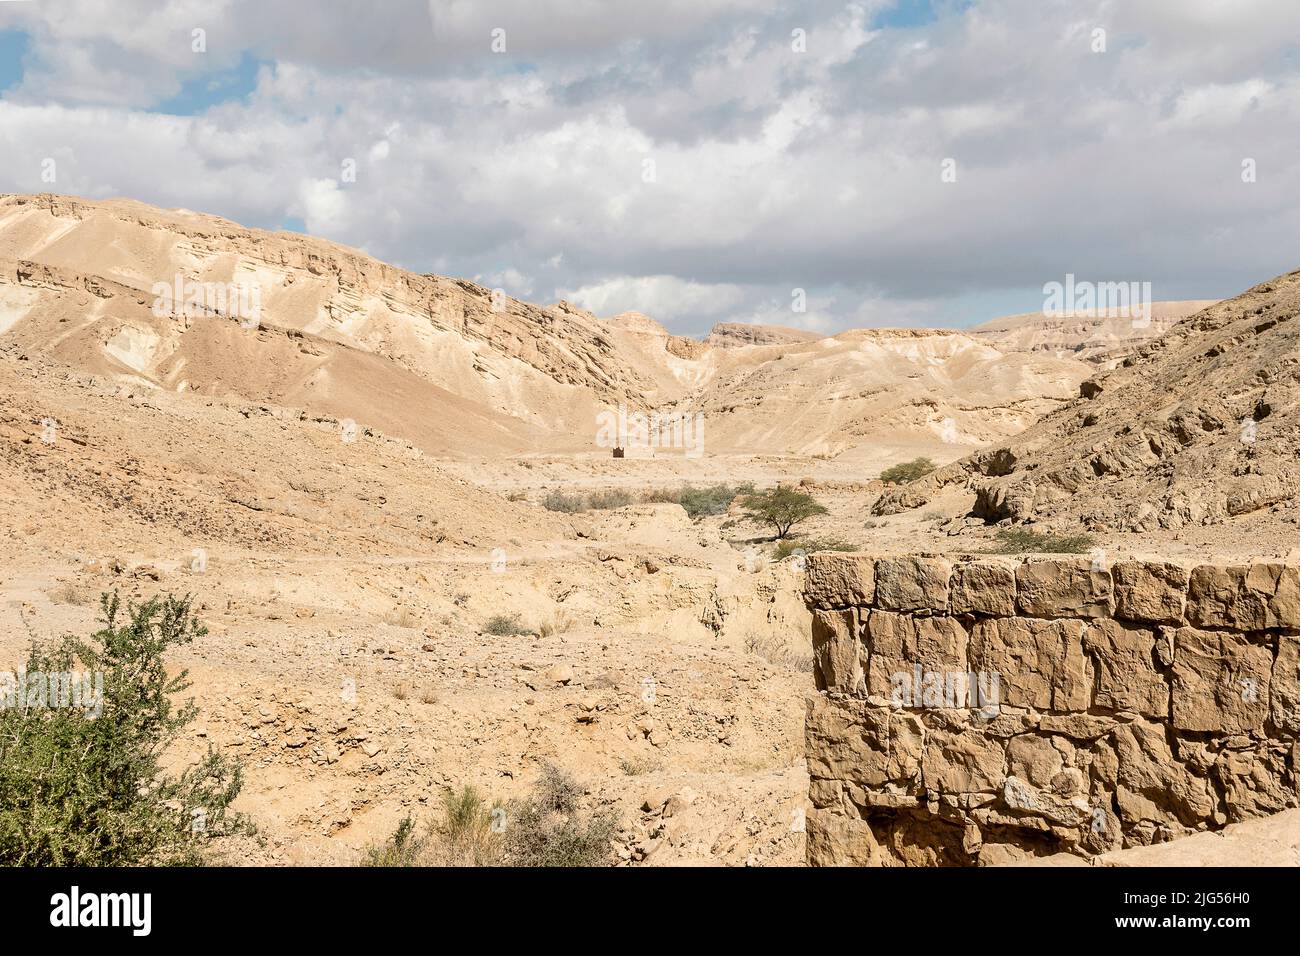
959,271 -> 1300,533
803,552 -> 1300,866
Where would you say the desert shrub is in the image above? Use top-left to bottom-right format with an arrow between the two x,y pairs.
773,537 -> 856,560
745,634 -> 815,673
740,487 -> 829,539
989,528 -> 1097,554
542,491 -> 587,513
880,457 -> 936,485
484,613 -> 531,636
586,489 -> 634,510
362,815 -> 426,867
538,610 -> 574,639
678,485 -> 740,518
359,769 -> 614,867
500,764 -> 617,867
0,593 -> 246,866
383,606 -> 419,628
438,786 -> 500,865
618,756 -> 662,776
640,487 -> 681,504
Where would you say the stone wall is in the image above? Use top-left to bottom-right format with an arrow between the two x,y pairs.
803,552 -> 1300,866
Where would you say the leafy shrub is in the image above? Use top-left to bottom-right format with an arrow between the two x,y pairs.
678,484 -> 745,518
542,491 -> 587,513
484,613 -> 531,636
0,593 -> 246,866
989,528 -> 1098,554
879,457 -> 936,485
739,487 -> 829,539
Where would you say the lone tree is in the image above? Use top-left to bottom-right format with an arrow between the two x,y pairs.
0,593 -> 245,866
879,457 -> 936,485
740,486 -> 828,539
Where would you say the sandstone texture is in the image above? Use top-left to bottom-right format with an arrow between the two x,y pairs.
804,552 -> 1300,866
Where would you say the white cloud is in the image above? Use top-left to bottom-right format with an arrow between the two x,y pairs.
1,0 -> 1299,336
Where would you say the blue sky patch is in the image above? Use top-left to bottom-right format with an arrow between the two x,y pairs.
156,51 -> 266,115
0,30 -> 30,94
873,0 -> 974,30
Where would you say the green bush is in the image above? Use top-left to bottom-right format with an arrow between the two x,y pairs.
740,487 -> 829,539
989,528 -> 1097,554
0,593 -> 246,866
362,815 -> 427,867
678,484 -> 748,519
879,457 -> 936,485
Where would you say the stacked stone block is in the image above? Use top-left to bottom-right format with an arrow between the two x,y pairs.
803,552 -> 1300,866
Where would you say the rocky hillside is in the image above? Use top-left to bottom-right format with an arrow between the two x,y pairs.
0,192 -> 1135,468
967,270 -> 1300,532
970,300 -> 1218,362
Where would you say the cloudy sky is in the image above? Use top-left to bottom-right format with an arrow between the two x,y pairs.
1,0 -> 1298,335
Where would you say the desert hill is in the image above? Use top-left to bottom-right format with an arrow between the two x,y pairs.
963,271 -> 1300,532
971,300 -> 1218,362
0,193 -> 1150,471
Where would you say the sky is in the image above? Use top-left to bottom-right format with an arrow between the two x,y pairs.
1,0 -> 1298,336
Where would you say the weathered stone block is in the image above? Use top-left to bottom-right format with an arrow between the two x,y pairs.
1006,734 -> 1064,789
1083,619 -> 1169,718
874,555 -> 952,613
1109,719 -> 1217,826
811,608 -> 863,695
1270,636 -> 1300,735
1112,560 -> 1189,624
1211,746 -> 1295,822
969,617 -> 1091,711
1271,566 -> 1300,629
921,728 -> 1006,794
1170,627 -> 1271,733
805,696 -> 921,788
804,552 -> 876,608
1015,559 -> 1112,618
949,559 -> 1017,616
864,609 -> 968,702
1187,563 -> 1280,630
806,807 -> 883,866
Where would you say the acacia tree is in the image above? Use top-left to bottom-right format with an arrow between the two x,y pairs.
740,486 -> 828,539
0,593 -> 245,865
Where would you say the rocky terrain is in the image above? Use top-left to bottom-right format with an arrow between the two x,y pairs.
3,190 -> 1296,867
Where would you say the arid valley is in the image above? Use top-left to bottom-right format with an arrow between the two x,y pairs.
3,193 -> 1299,868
